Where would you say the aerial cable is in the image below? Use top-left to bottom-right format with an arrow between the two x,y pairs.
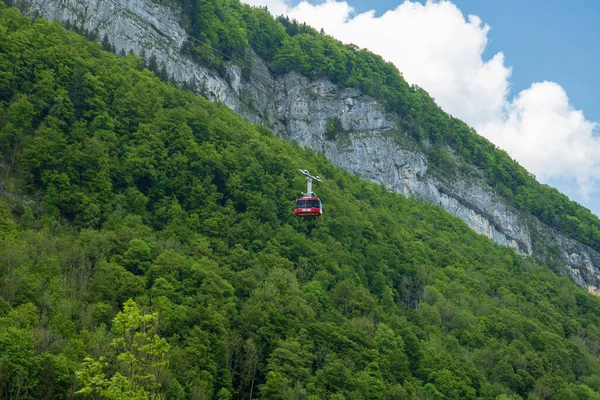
87,0 -> 290,91
90,0 -> 298,97
182,31 -> 284,91
181,30 -> 297,93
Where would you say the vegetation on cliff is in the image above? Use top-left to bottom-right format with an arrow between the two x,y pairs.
2,3 -> 600,399
170,0 -> 600,254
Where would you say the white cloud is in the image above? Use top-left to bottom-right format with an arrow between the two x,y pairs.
243,0 -> 600,203
244,0 -> 290,15
284,0 -> 512,128
480,82 -> 600,198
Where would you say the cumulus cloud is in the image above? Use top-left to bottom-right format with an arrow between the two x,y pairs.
282,0 -> 512,128
243,0 -> 600,202
480,82 -> 600,197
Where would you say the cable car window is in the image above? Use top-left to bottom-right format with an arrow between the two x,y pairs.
307,199 -> 320,208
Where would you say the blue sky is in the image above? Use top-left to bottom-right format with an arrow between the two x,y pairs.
428,0 -> 599,124
282,0 -> 600,122
432,0 -> 600,214
251,0 -> 600,215
410,0 -> 600,213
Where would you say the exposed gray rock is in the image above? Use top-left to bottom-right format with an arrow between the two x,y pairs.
529,218 -> 600,294
13,0 -> 600,294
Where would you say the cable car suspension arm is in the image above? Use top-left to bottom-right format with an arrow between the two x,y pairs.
300,169 -> 321,197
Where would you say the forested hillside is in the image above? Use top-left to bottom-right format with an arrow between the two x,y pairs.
3,3 -> 600,399
167,0 -> 600,254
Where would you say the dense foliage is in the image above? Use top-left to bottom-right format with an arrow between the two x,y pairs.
168,0 -> 600,253
2,4 -> 600,399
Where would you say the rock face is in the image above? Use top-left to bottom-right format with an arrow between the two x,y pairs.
14,0 -> 600,293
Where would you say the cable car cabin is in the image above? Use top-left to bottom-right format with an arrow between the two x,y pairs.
294,197 -> 323,217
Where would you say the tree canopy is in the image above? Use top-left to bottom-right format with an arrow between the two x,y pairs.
1,3 -> 600,399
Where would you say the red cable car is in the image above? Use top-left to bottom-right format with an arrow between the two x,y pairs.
294,197 -> 323,217
295,169 -> 323,218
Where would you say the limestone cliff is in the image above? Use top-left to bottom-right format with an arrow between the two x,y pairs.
13,0 -> 600,293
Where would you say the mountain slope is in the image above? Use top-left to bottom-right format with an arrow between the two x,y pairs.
2,4 -> 600,399
12,0 -> 600,295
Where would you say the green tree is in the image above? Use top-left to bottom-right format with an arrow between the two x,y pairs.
0,328 -> 41,399
325,117 -> 342,141
102,33 -> 112,51
18,200 -> 35,230
76,299 -> 170,399
0,198 -> 16,237
148,54 -> 158,75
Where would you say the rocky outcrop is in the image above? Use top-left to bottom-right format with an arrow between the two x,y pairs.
530,218 -> 600,293
13,0 -> 600,293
